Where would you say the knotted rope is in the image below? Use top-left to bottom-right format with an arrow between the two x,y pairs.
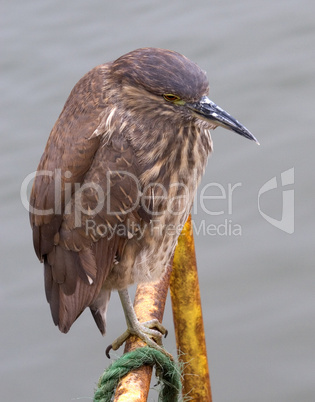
94,346 -> 182,401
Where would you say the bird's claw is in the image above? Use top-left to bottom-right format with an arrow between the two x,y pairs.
105,319 -> 170,359
105,344 -> 113,359
143,318 -> 168,338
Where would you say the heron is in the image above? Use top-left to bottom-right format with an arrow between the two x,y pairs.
30,47 -> 258,355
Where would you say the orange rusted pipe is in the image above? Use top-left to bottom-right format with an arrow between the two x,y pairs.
170,215 -> 212,401
114,214 -> 211,401
114,264 -> 173,401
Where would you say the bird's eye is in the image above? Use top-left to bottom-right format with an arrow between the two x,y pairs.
163,94 -> 181,102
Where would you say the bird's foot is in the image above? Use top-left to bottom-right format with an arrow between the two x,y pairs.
106,319 -> 170,358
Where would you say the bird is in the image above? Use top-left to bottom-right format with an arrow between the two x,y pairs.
30,47 -> 258,355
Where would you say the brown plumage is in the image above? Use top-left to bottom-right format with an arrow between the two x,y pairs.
30,48 -> 257,340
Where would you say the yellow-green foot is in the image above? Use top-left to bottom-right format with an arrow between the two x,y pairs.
106,318 -> 168,358
106,289 -> 171,359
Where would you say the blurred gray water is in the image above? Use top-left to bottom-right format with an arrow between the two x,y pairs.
1,0 -> 314,401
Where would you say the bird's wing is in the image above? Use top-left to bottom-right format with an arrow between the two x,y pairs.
49,132 -> 148,334
30,65 -> 107,259
30,65 -> 149,333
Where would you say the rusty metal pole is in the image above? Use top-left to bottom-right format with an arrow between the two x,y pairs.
170,215 -> 212,401
113,214 -> 211,401
114,264 -> 173,401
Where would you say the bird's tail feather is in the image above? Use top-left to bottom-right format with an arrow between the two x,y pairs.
90,289 -> 111,335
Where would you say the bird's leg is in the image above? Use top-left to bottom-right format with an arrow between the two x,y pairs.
106,288 -> 170,358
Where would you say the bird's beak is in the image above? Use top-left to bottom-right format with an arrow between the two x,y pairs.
188,96 -> 259,144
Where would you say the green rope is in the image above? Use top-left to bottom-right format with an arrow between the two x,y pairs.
94,347 -> 182,402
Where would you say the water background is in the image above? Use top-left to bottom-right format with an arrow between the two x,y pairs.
1,0 -> 314,400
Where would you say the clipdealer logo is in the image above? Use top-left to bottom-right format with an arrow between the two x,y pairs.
258,168 -> 294,234
20,167 -> 295,236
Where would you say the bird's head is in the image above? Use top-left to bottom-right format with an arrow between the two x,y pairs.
111,47 -> 259,144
